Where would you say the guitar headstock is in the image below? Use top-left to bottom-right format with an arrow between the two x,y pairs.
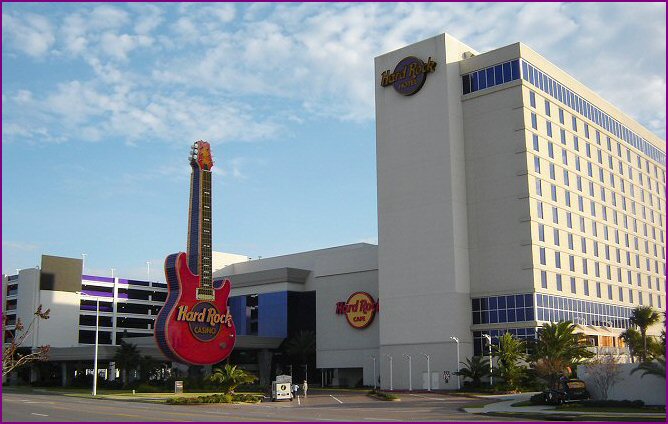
190,140 -> 214,171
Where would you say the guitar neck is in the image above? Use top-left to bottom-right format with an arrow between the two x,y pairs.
200,170 -> 212,289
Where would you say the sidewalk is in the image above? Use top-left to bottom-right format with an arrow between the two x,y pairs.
463,392 -> 666,419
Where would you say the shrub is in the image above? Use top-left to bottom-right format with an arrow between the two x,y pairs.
529,393 -> 546,405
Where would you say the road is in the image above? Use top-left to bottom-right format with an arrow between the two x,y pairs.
2,389 -> 530,422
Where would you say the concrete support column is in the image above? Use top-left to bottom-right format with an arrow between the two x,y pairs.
61,362 -> 68,387
109,362 -> 116,381
258,349 -> 273,386
30,366 -> 39,384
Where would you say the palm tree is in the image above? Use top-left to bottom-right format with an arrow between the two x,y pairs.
530,321 -> 593,387
282,330 -> 316,381
493,332 -> 527,391
454,356 -> 490,387
629,306 -> 660,362
620,328 -> 643,363
208,364 -> 257,394
113,340 -> 141,387
630,356 -> 666,380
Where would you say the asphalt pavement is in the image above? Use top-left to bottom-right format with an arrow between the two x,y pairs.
2,389 -> 527,422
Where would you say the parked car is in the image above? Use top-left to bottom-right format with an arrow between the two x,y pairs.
543,378 -> 590,405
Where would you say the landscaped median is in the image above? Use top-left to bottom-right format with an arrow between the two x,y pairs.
166,393 -> 263,404
366,389 -> 399,401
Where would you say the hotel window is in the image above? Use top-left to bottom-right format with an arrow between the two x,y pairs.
530,91 -> 536,108
583,258 -> 588,275
596,130 -> 601,144
555,252 -> 561,268
554,228 -> 560,246
584,280 -> 590,296
629,289 -> 634,303
571,277 -> 577,294
556,274 -> 563,291
576,157 -> 581,172
562,149 -> 568,165
548,142 -> 554,158
584,123 -> 590,139
560,129 -> 567,145
596,282 -> 602,298
638,292 -> 643,305
608,285 -> 613,300
574,136 -> 580,152
581,238 -> 587,254
568,233 -> 574,249
567,213 -> 573,229
569,255 -> 575,271
551,185 -> 557,201
552,207 -> 559,224
565,189 -> 571,206
572,116 -> 578,132
559,108 -> 564,124
531,113 -> 538,130
549,163 -> 555,180
564,171 -> 570,187
545,100 -> 551,116
540,247 -> 546,265
537,201 -> 544,218
536,179 -> 542,196
619,287 -> 624,301
534,156 -> 541,173
541,270 -> 548,288
538,224 -> 545,241
546,121 -> 553,137
533,134 -> 539,151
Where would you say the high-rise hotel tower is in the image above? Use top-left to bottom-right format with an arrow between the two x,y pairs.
375,34 -> 665,389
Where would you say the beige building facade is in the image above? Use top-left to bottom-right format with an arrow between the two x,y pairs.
376,34 -> 665,389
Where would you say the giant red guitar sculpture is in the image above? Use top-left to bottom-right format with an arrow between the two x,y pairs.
154,141 -> 236,365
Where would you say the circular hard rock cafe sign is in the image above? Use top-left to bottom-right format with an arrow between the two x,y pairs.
380,56 -> 437,96
335,292 -> 379,329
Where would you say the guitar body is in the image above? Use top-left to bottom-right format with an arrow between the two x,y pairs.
155,252 -> 236,364
154,140 -> 236,365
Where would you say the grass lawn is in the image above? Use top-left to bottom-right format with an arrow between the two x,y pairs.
489,411 -> 666,422
556,404 -> 666,414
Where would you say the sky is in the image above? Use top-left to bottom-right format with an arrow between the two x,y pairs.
2,2 -> 666,280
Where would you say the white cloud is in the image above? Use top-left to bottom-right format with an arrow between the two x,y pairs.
2,12 -> 55,57
3,2 -> 664,145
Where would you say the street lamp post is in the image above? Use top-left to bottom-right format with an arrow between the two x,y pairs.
78,292 -> 100,396
385,354 -> 393,391
422,353 -> 430,391
403,354 -> 412,392
450,336 -> 460,390
371,355 -> 376,390
483,334 -> 492,387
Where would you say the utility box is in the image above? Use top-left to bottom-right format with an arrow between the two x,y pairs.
272,375 -> 292,401
174,380 -> 183,394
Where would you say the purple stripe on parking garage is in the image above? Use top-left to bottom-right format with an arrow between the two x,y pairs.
82,275 -> 114,283
80,305 -> 113,312
81,290 -> 113,298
